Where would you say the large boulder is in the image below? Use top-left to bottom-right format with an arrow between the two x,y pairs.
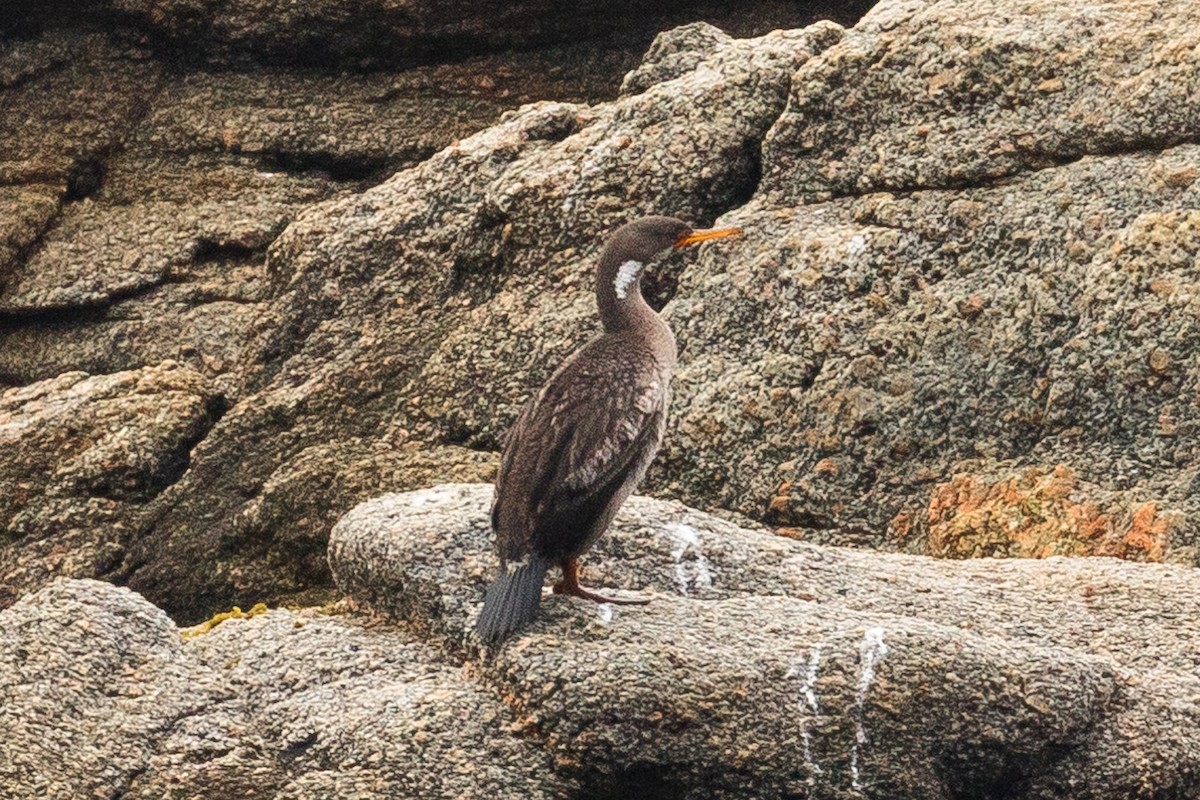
0,580 -> 214,799
709,0 -> 1200,553
0,579 -> 553,799
761,0 -> 1200,200
662,143 -> 1200,556
0,362 -> 221,606
326,484 -> 1198,799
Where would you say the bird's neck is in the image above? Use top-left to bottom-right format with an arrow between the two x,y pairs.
596,255 -> 660,333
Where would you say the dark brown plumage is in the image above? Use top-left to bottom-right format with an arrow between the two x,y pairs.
476,215 -> 742,642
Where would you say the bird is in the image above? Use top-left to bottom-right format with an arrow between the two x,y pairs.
475,215 -> 743,642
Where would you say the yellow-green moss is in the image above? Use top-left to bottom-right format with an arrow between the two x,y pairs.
181,602 -> 269,639
313,598 -> 351,616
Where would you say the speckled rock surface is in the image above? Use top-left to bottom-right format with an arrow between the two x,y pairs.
221,442 -> 499,610
0,579 -> 554,800
660,141 -> 1200,556
761,0 -> 1200,201
6,0 -> 1200,624
0,362 -> 221,607
328,484 -> 1200,799
0,580 -> 215,799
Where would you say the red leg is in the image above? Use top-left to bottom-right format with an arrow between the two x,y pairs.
552,557 -> 650,605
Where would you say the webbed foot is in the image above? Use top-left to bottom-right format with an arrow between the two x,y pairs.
551,557 -> 651,605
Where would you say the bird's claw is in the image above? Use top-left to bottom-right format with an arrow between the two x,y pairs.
552,580 -> 651,605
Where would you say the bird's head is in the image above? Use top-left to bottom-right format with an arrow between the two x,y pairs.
600,215 -> 743,311
608,215 -> 743,264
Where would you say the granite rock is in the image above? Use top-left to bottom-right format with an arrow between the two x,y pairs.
328,484 -> 1200,799
761,0 -> 1200,200
660,141 -> 1200,556
0,578 -> 553,799
0,362 -> 221,606
6,486 -> 1200,798
5,0 -> 1200,623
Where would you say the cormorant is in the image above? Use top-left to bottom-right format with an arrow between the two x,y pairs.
475,215 -> 742,642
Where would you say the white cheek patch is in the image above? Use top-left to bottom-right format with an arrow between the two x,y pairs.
614,259 -> 642,300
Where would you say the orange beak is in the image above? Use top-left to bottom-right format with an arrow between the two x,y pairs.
674,226 -> 744,248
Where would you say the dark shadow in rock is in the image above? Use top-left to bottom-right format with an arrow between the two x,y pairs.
572,764 -> 686,800
444,201 -> 515,306
64,151 -> 108,203
259,150 -> 395,184
642,266 -> 680,313
0,302 -> 111,329
81,0 -> 880,72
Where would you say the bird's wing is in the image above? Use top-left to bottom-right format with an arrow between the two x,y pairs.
548,369 -> 663,494
497,344 -> 667,538
491,398 -> 534,534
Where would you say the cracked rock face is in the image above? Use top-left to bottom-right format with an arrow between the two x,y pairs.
0,29 -> 513,389
0,362 -> 221,607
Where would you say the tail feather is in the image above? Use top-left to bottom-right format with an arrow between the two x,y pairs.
475,556 -> 549,643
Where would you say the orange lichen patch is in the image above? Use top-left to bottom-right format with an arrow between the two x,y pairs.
1123,502 -> 1172,562
888,511 -> 914,542
767,495 -> 790,515
767,479 -> 794,517
813,458 -> 840,476
1149,347 -> 1172,375
1036,78 -> 1064,93
1158,410 -> 1179,436
1148,277 -> 1175,297
922,466 -> 1175,562
1162,166 -> 1198,189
